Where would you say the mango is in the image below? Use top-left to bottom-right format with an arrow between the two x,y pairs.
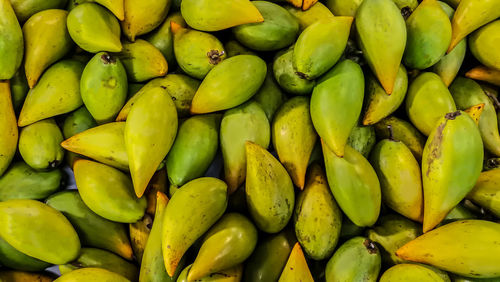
145,12 -> 186,67
0,236 -> 50,271
422,111 -> 483,232
55,268 -> 129,282
278,243 -> 314,282
129,214 -> 152,263
62,107 -> 97,167
0,0 -> 23,79
224,39 -> 256,57
467,169 -> 500,217
10,0 -> 67,22
67,0 -> 125,21
284,2 -> 334,31
0,81 -> 18,176
10,68 -> 29,112
433,39 -> 466,87
245,141 -> 295,233
162,177 -> 227,277
273,47 -> 315,95
466,66 -> 500,87
469,20 -> 500,71
116,40 -> 168,82
347,122 -> 377,158
190,55 -> 267,114
339,215 -> 366,241
325,0 -> 363,16
253,68 -> 285,121
0,271 -> 55,282
178,264 -> 243,282
122,0 -> 171,41
394,0 -> 420,10
380,264 -> 449,282
19,119 -> 64,170
441,203 -> 477,225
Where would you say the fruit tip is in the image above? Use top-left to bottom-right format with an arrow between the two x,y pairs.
170,21 -> 183,33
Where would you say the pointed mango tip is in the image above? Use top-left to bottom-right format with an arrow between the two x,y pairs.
447,37 -> 459,54
170,21 -> 183,34
362,117 -> 371,126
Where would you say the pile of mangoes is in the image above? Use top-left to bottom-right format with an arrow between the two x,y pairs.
0,0 -> 499,281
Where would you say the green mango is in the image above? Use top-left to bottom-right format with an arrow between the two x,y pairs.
172,22 -> 226,79
22,9 -> 73,88
245,141 -> 295,233
81,52 -> 128,124
188,213 -> 257,280
19,119 -> 64,170
406,72 -> 456,136
325,237 -> 381,282
0,236 -> 50,271
55,268 -> 129,282
323,143 -> 381,227
162,177 -> 227,277
422,111 -> 483,232
74,159 -> 147,223
0,162 -> 62,201
339,215 -> 365,241
61,122 -> 129,171
180,0 -> 264,32
347,122 -> 377,158
367,214 -> 422,265
129,214 -> 152,263
62,107 -> 97,167
46,191 -> 133,260
224,39 -> 256,57
67,3 -> 122,53
244,230 -> 296,282
0,0 -> 23,80
59,248 -> 138,281
178,264 -> 243,282
233,1 -> 299,51
0,199 -> 80,265
403,0 -> 452,70
116,39 -> 168,82
121,0 -> 171,41
9,0 -> 67,22
10,68 -> 29,112
380,264 -> 449,282
374,116 -> 426,162
469,20 -> 500,72
441,204 -> 477,225
363,65 -> 408,126
253,68 -> 285,121
278,243 -> 315,282
0,271 -> 56,282
433,39 -> 466,87
18,60 -> 84,127
127,83 -> 143,99
190,55 -> 266,114
452,275 -> 500,282
393,0 -> 419,10
467,169 -> 500,217
442,0 -> 460,8
273,48 -> 315,96
311,59 -> 364,157
166,114 -> 219,187
272,96 -> 317,188
145,12 -> 186,67
356,0 -> 406,94
370,139 -> 423,221
325,0 -> 363,16
284,2 -> 334,31
450,77 -> 500,156
294,164 -> 342,260
293,17 -> 352,80
67,0 -> 124,20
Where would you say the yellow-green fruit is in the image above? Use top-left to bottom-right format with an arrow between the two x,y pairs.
162,177 -> 227,277
452,276 -> 500,282
10,68 -> 29,112
74,160 -> 147,223
294,165 -> 342,260
129,214 -> 151,263
116,40 -> 168,82
180,0 -> 264,32
469,20 -> 500,71
23,9 -> 73,88
284,2 -> 334,31
55,268 -> 130,282
450,77 -> 500,156
347,122 -> 377,158
466,66 -> 500,87
59,248 -> 138,281
0,0 -> 23,79
0,81 -> 18,176
0,199 -> 80,265
380,264 -> 449,282
245,141 -> 295,233
18,60 -> 85,127
81,53 -> 128,124
441,204 -> 477,225
232,1 -> 299,51
403,0 -> 452,69
253,68 -> 285,121
393,0 -> 419,10
325,0 -> 363,16
441,0 -> 460,8
448,0 -> 500,52
19,119 -> 64,170
311,59 -> 364,158
433,39 -> 466,87
293,17 -> 352,79
67,3 -> 122,53
370,139 -> 423,221
188,213 -> 258,281
145,12 -> 186,67
323,143 -> 381,227
325,237 -> 381,282
363,65 -> 408,125
273,47 -> 315,95
0,270 -> 55,282
190,55 -> 267,114
356,0 -> 406,94
9,0 -> 67,22
62,107 -> 97,167
397,220 -> 500,278
278,243 -> 314,282
81,0 -> 125,21
178,264 -> 243,282
405,72 -> 456,136
224,39 -> 255,57
46,190 -> 134,260
0,236 -> 50,272
61,122 -> 129,171
467,169 -> 500,217
122,0 -> 171,41
422,111 -> 483,232
172,22 -> 226,79
272,96 -> 317,189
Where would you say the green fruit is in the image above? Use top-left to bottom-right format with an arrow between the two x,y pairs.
284,2 -> 334,31
442,204 -> 477,225
0,236 -> 50,271
253,68 -> 285,121
9,68 -> 29,112
9,0 -> 67,22
469,20 -> 500,71
325,0 -> 363,16
273,48 -> 315,96
55,268 -> 129,282
467,169 -> 500,218
347,122 -> 377,158
0,0 -> 23,80
224,39 -> 256,57
121,0 -> 171,41
63,107 -> 97,139
178,264 -> 243,282
116,39 -> 168,82
380,264 -> 449,282
145,12 -> 186,67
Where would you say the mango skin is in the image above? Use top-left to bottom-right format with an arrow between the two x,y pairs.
467,169 -> 500,217
433,39 -> 466,87
273,48 -> 315,95
245,141 -> 295,233
284,2 -> 334,31
469,20 -> 500,71
325,237 -> 381,282
122,0 -> 171,41
62,106 -> 96,167
178,264 -> 243,282
162,177 -> 227,277
23,9 -> 73,88
405,72 -> 456,136
46,190 -> 134,260
422,112 -> 483,232
19,60 -> 85,127
116,40 -> 168,82
0,81 -> 18,176
347,123 -> 377,158
224,39 -> 256,57
0,236 -> 50,271
311,59 -> 364,158
55,268 -> 130,282
10,68 -> 29,112
10,0 -> 67,22
325,0 -> 363,16
278,243 -> 314,282
466,66 -> 500,87
233,1 -> 299,51
0,270 -> 55,282
145,12 -> 186,67
190,55 -> 267,114
129,214 -> 152,264
0,199 -> 80,265
380,264 -> 448,282
253,68 -> 285,121
0,0 -> 23,79
294,165 -> 342,260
